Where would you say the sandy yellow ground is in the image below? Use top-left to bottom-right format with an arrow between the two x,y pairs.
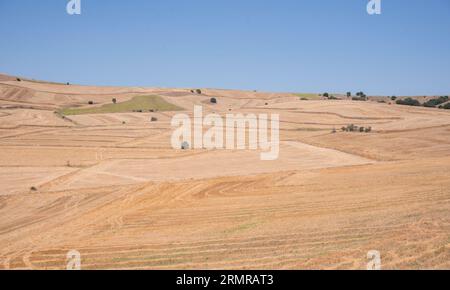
0,76 -> 448,269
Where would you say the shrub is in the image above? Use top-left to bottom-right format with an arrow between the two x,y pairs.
210,98 -> 217,104
423,96 -> 448,108
181,141 -> 190,150
347,92 -> 352,98
352,96 -> 367,101
443,103 -> 450,110
396,98 -> 421,106
151,117 -> 158,122
66,82 -> 70,85
323,93 -> 329,98
347,124 -> 356,132
196,89 -> 202,94
391,96 -> 397,101
112,98 -> 117,104
88,101 -> 94,105
328,95 -> 338,100
30,186 -> 37,191
359,127 -> 365,132
365,127 -> 372,133
17,78 -> 21,82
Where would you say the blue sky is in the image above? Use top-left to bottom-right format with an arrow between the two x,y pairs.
0,0 -> 449,95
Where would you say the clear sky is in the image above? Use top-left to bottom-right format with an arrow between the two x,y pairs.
0,0 -> 449,95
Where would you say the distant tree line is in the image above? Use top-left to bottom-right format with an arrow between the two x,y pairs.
396,96 -> 449,109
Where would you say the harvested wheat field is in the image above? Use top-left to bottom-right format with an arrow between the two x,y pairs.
0,75 -> 449,270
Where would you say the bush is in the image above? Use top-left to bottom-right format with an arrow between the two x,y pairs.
328,95 -> 338,100
17,78 -> 21,82
151,117 -> 158,122
196,89 -> 202,94
365,127 -> 372,133
112,98 -> 117,104
181,141 -> 190,150
66,82 -> 70,85
347,92 -> 352,98
423,96 -> 448,108
391,96 -> 397,101
323,93 -> 329,98
396,98 -> 421,106
352,96 -> 367,101
210,98 -> 217,104
443,103 -> 450,110
88,101 -> 94,105
30,186 -> 37,191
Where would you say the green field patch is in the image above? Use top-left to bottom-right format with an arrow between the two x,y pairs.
59,95 -> 183,116
295,93 -> 322,100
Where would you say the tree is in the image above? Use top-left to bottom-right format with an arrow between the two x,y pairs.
396,98 -> 421,106
423,96 -> 448,108
323,93 -> 329,98
347,92 -> 352,98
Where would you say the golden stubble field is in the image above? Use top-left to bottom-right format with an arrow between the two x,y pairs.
0,74 -> 449,269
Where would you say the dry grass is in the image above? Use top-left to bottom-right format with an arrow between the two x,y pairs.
0,77 -> 449,269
